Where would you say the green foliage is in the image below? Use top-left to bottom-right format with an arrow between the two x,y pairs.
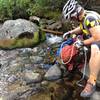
12,0 -> 31,19
39,30 -> 46,42
15,0 -> 31,8
44,11 -> 61,20
34,0 -> 50,7
0,0 -> 31,21
27,0 -> 50,17
0,0 -> 67,21
27,0 -> 66,19
0,0 -> 13,20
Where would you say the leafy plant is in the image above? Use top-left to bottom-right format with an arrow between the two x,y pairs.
27,0 -> 66,19
0,0 -> 14,21
0,0 -> 84,21
0,0 -> 31,21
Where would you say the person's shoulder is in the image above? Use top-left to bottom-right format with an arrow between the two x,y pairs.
85,10 -> 100,20
84,10 -> 100,28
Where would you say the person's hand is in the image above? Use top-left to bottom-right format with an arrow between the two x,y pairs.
74,40 -> 84,48
63,31 -> 72,40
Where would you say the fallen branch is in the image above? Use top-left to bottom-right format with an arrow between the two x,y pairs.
41,28 -> 63,35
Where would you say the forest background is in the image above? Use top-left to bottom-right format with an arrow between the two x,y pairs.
0,0 -> 99,22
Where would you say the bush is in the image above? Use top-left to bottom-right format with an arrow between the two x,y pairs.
0,0 -> 13,21
0,0 -> 85,21
0,0 -> 31,21
27,0 -> 66,19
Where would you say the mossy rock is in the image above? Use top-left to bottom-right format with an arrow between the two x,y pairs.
0,31 -> 46,49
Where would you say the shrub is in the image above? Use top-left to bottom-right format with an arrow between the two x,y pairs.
0,0 -> 86,21
0,0 -> 31,21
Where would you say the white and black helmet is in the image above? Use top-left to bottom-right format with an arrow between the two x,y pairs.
62,0 -> 83,19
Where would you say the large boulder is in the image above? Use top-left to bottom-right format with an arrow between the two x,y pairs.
0,19 -> 39,39
0,19 -> 46,49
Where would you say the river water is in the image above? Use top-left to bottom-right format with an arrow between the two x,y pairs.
0,34 -> 93,100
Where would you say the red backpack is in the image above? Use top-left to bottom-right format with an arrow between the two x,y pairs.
60,45 -> 83,71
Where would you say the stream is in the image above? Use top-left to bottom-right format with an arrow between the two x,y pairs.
0,33 -> 99,100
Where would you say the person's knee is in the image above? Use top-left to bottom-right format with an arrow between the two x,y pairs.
91,44 -> 100,56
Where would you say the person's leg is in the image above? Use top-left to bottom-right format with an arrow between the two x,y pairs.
81,43 -> 100,97
88,44 -> 100,85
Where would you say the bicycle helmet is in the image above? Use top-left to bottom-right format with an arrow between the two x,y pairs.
62,0 -> 83,20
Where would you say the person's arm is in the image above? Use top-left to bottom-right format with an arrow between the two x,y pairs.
89,26 -> 100,41
83,25 -> 100,45
83,37 -> 94,45
63,26 -> 82,39
70,26 -> 82,34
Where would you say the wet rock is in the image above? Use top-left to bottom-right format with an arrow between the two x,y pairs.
30,56 -> 43,64
46,19 -> 55,25
24,70 -> 42,83
0,60 -> 8,67
7,75 -> 17,84
3,86 -> 42,100
39,19 -> 48,29
0,81 -> 8,95
32,47 -> 38,53
29,16 -> 40,22
29,16 -> 40,25
46,21 -> 62,30
19,48 -> 33,54
18,88 -> 41,99
40,64 -> 52,70
44,64 -> 61,81
2,92 -> 19,100
24,64 -> 33,70
41,81 -> 49,86
90,92 -> 100,100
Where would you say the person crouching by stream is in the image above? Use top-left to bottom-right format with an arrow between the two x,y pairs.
62,0 -> 100,98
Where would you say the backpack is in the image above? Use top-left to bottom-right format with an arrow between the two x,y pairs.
60,44 -> 82,71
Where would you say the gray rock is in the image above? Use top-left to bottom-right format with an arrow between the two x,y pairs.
29,16 -> 40,22
24,70 -> 42,83
32,47 -> 38,53
46,21 -> 62,30
41,81 -> 49,86
30,56 -> 43,64
7,75 -> 17,83
19,48 -> 32,54
0,19 -> 39,39
44,64 -> 61,81
2,93 -> 19,100
90,92 -> 100,100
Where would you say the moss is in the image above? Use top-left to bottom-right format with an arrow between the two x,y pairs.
12,31 -> 40,48
0,39 -> 16,49
0,31 -> 46,49
40,30 -> 46,42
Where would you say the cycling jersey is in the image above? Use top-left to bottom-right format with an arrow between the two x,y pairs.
80,10 -> 100,35
92,41 -> 100,49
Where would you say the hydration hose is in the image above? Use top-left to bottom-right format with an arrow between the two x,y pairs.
60,39 -> 88,87
76,46 -> 88,87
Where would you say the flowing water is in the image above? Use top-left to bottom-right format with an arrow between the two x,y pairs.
0,36 -> 92,100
